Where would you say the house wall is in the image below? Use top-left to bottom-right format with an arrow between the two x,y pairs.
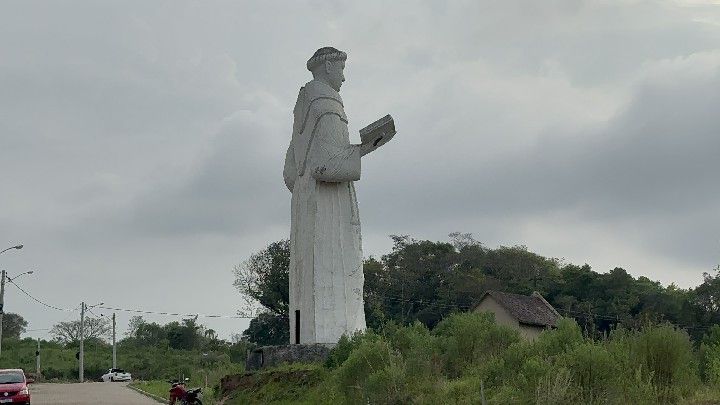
474,297 -> 546,341
474,297 -> 519,329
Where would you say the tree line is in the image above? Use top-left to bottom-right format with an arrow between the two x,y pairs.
234,233 -> 720,345
2,313 -> 248,380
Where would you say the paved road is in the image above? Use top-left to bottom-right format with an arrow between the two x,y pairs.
30,382 -> 160,405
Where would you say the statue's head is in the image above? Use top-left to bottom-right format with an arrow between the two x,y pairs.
307,47 -> 347,92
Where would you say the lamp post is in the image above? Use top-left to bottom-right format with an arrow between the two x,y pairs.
0,245 -> 23,256
0,270 -> 34,358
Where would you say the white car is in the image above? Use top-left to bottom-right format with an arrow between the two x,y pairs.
101,368 -> 132,382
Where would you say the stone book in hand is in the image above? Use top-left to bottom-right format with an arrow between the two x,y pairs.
360,114 -> 396,147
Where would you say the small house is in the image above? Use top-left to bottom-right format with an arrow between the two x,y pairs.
473,290 -> 560,340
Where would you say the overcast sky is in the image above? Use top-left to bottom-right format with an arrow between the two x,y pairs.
1,0 -> 719,341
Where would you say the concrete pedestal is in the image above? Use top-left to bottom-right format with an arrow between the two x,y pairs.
245,344 -> 333,371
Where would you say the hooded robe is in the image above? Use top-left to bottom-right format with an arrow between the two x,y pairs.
283,79 -> 366,344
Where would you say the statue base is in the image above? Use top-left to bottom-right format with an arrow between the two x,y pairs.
245,343 -> 334,371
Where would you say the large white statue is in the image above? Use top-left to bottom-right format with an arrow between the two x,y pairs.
283,47 -> 395,344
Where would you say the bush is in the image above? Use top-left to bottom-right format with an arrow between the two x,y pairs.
534,367 -> 573,405
335,336 -> 408,404
700,325 -> 720,384
629,323 -> 699,402
559,342 -> 616,402
433,312 -> 520,377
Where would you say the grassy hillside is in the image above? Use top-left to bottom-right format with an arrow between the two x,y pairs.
218,313 -> 720,404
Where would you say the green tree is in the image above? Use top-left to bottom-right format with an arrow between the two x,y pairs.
242,311 -> 289,345
365,234 -> 492,328
134,321 -> 166,345
125,315 -> 145,337
2,312 -> 28,338
233,240 -> 290,344
164,318 -> 201,350
694,266 -> 720,313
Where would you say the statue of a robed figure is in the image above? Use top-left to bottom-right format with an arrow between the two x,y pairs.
283,47 -> 396,344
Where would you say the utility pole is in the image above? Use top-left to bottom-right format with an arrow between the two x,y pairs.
0,270 -> 5,359
36,338 -> 40,378
112,313 -> 116,369
79,301 -> 85,382
0,268 -> 32,359
0,244 -> 23,359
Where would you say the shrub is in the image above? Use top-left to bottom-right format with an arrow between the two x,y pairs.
326,330 -> 379,369
700,325 -> 720,384
433,312 -> 520,376
534,367 -> 574,405
559,342 -> 616,402
335,336 -> 408,404
629,323 -> 699,402
384,321 -> 440,379
533,317 -> 584,357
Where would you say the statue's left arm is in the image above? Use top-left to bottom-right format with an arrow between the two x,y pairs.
309,114 -> 361,183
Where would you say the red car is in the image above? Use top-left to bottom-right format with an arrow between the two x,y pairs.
0,369 -> 31,405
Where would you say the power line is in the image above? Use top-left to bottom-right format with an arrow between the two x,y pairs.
96,305 -> 255,319
7,280 -> 73,312
7,278 -> 253,319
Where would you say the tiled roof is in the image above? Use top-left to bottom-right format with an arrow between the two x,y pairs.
481,290 -> 560,328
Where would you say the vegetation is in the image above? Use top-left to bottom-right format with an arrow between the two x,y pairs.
233,239 -> 290,345
235,235 -> 720,344
221,314 -> 720,404
50,317 -> 111,344
222,234 -> 720,403
0,316 -> 251,383
130,364 -> 241,405
1,313 -> 27,339
3,233 -> 719,404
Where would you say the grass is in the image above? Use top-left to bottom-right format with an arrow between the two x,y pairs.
131,378 -> 218,405
130,364 -> 246,405
219,363 -> 330,405
217,315 -> 720,405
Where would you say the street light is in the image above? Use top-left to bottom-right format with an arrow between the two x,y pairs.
0,269 -> 35,358
0,245 -> 23,255
7,270 -> 33,282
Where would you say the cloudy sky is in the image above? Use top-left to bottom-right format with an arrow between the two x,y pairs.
1,0 -> 719,340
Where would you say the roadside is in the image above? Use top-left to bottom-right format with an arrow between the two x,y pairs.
130,380 -> 217,405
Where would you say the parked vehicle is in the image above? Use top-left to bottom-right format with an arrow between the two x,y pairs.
101,368 -> 132,382
0,369 -> 32,405
168,379 -> 202,405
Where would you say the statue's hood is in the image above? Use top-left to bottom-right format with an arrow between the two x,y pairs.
291,80 -> 347,176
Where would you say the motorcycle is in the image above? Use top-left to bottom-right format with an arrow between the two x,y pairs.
168,379 -> 203,405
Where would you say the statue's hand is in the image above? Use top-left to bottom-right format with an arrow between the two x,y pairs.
358,142 -> 375,157
358,130 -> 395,157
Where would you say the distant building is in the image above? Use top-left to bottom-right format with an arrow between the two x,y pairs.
473,290 -> 560,340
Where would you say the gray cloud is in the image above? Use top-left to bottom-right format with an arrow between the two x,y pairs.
1,0 -> 718,340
